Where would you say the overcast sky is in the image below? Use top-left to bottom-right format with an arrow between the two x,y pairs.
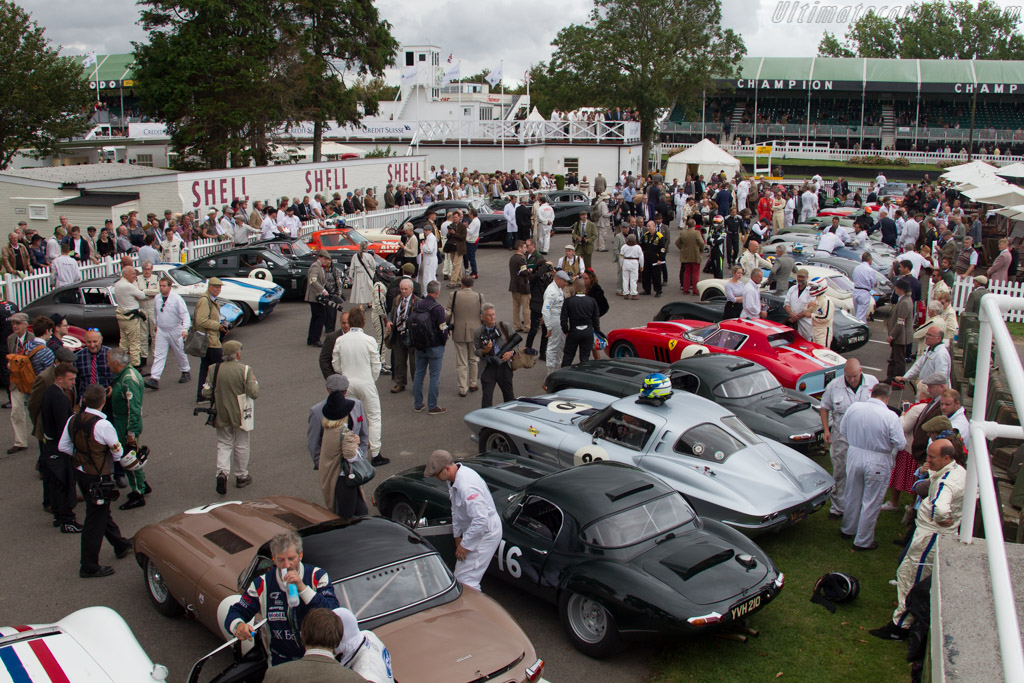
18,0 -> 1024,85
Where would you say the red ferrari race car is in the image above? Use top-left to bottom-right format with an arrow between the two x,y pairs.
606,318 -> 846,398
306,227 -> 401,258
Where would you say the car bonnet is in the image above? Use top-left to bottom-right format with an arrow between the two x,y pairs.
1,629 -> 114,682
374,587 -> 536,683
477,391 -> 609,427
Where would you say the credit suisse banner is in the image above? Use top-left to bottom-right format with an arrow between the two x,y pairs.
177,156 -> 426,211
276,119 -> 416,139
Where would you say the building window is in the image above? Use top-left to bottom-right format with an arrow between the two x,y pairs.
480,107 -> 492,120
418,53 -> 425,62
135,153 -> 154,167
405,52 -> 414,66
432,89 -> 439,99
564,158 -> 579,176
463,107 -> 472,118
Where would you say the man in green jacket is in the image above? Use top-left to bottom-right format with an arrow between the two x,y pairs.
571,209 -> 598,267
108,348 -> 148,509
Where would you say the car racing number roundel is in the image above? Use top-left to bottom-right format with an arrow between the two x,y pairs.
573,444 -> 608,466
548,401 -> 592,414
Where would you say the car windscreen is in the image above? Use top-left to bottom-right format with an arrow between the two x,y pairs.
582,493 -> 694,549
826,275 -> 853,292
346,230 -> 370,246
334,553 -> 455,622
712,370 -> 782,399
674,421 -> 748,462
317,233 -> 354,247
289,240 -> 313,257
684,323 -> 719,343
168,267 -> 206,286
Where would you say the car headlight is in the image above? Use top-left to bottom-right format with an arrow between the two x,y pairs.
789,433 -> 815,442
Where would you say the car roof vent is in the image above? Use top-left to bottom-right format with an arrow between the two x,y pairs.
608,367 -> 642,377
204,528 -> 254,554
605,481 -> 654,502
274,512 -> 312,529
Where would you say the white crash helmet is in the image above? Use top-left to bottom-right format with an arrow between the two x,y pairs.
120,445 -> 149,471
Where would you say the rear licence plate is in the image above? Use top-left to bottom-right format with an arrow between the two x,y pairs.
790,509 -> 808,524
730,593 -> 764,621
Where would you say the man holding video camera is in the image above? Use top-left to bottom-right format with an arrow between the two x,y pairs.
473,303 -> 518,408
58,383 -> 134,578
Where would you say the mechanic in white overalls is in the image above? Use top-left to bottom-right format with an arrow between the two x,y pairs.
424,449 -> 502,591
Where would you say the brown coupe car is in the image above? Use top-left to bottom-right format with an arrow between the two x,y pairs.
134,497 -> 544,683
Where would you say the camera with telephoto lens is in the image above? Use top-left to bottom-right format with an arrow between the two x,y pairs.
88,478 -> 120,505
193,404 -> 217,426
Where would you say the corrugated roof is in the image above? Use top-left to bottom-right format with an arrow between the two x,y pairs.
55,192 -> 140,207
722,57 -> 1024,88
74,53 -> 136,83
0,164 -> 172,185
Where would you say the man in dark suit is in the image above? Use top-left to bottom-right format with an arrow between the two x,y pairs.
385,277 -> 418,393
63,226 -> 91,263
875,209 -> 898,248
263,608 -> 364,682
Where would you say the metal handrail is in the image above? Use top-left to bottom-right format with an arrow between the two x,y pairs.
960,293 -> 1024,683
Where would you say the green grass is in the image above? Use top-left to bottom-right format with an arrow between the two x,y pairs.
734,156 -> 941,173
652,452 -> 909,683
1007,322 -> 1024,339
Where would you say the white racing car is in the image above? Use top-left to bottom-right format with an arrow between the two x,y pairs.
1,606 -> 169,681
151,263 -> 284,325
698,264 -> 871,315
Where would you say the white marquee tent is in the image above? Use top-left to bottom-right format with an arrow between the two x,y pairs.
665,139 -> 741,182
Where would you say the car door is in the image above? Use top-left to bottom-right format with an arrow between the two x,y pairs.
81,286 -> 120,340
49,288 -> 87,328
491,495 -> 563,600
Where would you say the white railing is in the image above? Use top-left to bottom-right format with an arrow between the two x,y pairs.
951,276 -> 1024,320
960,293 -> 1024,683
392,120 -> 641,146
656,140 -> 1024,166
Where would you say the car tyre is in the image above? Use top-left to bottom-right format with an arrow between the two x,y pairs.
559,591 -> 622,659
481,429 -> 519,455
142,555 -> 184,617
233,302 -> 254,326
389,498 -> 418,528
609,340 -> 637,359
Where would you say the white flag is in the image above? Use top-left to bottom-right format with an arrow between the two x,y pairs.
82,52 -> 97,68
441,62 -> 460,88
400,66 -> 418,86
485,64 -> 502,88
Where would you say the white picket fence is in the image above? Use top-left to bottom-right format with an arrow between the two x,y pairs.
951,275 -> 1024,322
1,205 -> 431,309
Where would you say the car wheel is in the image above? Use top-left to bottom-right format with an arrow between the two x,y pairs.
609,340 -> 637,358
389,499 -> 418,528
481,429 -> 519,455
700,288 -> 723,301
559,591 -> 622,659
233,302 -> 253,325
142,555 -> 184,617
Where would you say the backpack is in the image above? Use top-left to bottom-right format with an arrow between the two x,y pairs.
405,302 -> 441,350
7,344 -> 44,394
810,572 -> 860,613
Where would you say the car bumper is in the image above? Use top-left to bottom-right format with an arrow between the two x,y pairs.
721,486 -> 832,535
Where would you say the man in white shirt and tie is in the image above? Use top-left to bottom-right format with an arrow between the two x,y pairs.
145,276 -> 191,390
740,269 -> 765,319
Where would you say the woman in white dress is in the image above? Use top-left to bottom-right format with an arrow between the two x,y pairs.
419,223 -> 438,289
349,243 -> 376,307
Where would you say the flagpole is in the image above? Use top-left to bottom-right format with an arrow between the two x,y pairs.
458,62 -> 463,172
500,59 -> 505,172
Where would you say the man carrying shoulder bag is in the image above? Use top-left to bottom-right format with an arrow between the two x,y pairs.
202,340 -> 259,495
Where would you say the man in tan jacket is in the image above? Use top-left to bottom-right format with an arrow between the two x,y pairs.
675,218 -> 705,295
202,340 -> 259,494
193,278 -> 225,402
448,276 -> 484,397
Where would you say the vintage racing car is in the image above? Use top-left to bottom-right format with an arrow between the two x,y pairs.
375,457 -> 785,657
1,607 -> 169,681
408,199 -> 509,243
653,299 -> 869,354
186,237 -> 324,298
543,357 -> 825,454
21,276 -> 243,343
306,226 -> 402,259
134,497 -> 543,683
698,264 -> 865,315
150,263 -> 283,325
607,318 -> 846,398
461,388 -> 833,533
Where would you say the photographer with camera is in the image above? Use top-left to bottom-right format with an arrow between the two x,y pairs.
58,384 -> 134,578
202,340 -> 259,495
473,303 -> 517,408
305,250 -> 343,347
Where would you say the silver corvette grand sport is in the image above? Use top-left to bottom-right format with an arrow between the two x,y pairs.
465,389 -> 834,535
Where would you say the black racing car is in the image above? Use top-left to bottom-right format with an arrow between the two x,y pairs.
526,190 -> 593,232
407,199 -> 508,244
543,357 -> 825,455
374,456 -> 784,658
655,299 -> 869,354
186,237 -> 319,298
21,276 -> 243,343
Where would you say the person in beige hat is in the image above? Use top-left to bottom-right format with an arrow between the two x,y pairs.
194,277 -> 226,402
423,450 -> 501,591
202,339 -> 259,494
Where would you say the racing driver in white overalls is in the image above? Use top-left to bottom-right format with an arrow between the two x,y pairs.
424,449 -> 502,591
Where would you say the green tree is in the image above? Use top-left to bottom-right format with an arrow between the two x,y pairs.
134,1 -> 289,169
818,0 -> 1024,59
0,0 -> 92,170
285,0 -> 398,162
545,0 -> 744,173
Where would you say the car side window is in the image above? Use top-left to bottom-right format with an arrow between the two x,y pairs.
217,254 -> 239,269
513,496 -> 563,542
674,422 -> 745,463
53,289 -> 82,305
594,410 -> 654,451
82,287 -> 112,305
705,329 -> 747,351
671,372 -> 700,395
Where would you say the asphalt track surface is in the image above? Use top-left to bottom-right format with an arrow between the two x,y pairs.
0,233 -> 895,683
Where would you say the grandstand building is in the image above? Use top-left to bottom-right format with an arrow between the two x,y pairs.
662,57 -> 1024,155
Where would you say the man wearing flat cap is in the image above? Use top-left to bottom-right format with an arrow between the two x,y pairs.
307,374 -> 371,470
571,209 -> 597,267
202,339 -> 259,495
423,450 -> 501,591
194,277 -> 227,403
305,250 -> 342,348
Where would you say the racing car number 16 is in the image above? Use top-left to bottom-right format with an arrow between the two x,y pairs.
495,539 -> 523,578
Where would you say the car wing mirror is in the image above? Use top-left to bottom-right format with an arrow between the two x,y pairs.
592,427 -> 606,444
